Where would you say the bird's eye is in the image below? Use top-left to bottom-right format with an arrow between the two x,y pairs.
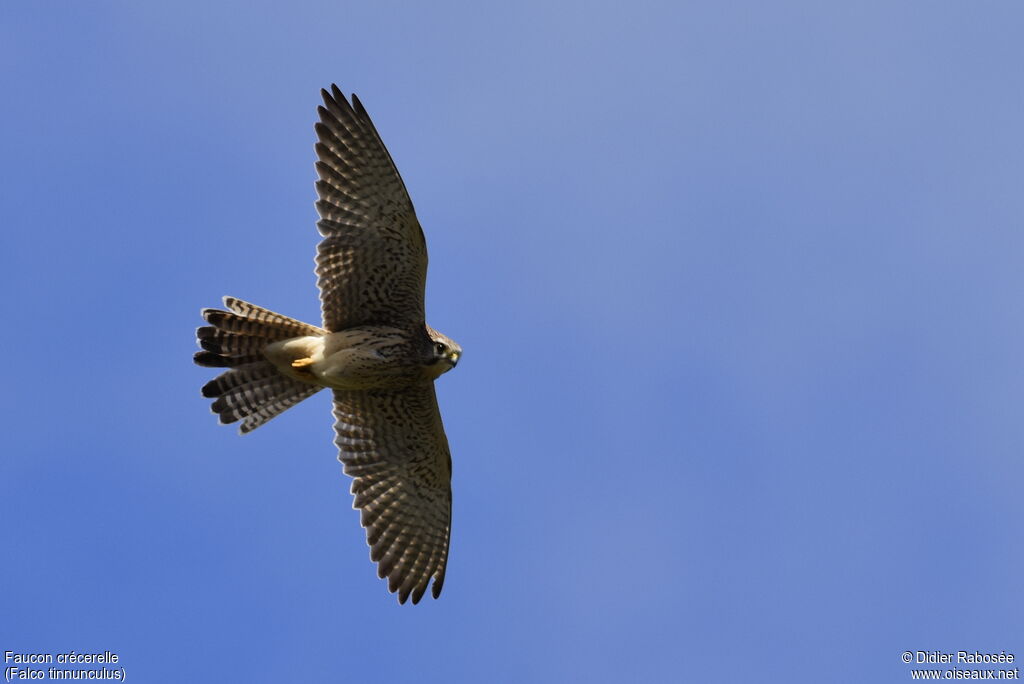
435,342 -> 446,355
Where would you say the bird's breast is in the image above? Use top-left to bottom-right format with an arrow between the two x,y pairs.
311,327 -> 423,390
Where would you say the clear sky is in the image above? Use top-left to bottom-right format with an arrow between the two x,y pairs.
2,2 -> 1022,682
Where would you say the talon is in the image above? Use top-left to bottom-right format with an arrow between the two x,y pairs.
291,358 -> 314,368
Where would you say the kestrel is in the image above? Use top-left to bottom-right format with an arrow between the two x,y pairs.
194,85 -> 461,604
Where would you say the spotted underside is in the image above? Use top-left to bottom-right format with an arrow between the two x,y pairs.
314,86 -> 454,604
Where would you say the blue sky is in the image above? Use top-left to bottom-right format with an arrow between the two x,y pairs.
2,1 -> 1023,682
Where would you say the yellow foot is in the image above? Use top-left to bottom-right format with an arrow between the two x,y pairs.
291,358 -> 314,369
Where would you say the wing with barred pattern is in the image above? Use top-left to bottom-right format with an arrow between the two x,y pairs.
332,384 -> 452,604
314,85 -> 428,332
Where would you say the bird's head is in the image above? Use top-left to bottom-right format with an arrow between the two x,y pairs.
425,328 -> 461,378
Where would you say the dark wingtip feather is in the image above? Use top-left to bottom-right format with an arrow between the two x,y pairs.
431,574 -> 444,599
373,546 -> 387,567
314,142 -> 333,160
314,121 -> 336,142
351,93 -> 369,119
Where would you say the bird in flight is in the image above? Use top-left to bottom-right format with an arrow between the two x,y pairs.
194,85 -> 461,604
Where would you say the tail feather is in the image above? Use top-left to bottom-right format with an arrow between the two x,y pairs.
197,326 -> 276,356
194,350 -> 238,368
211,375 -> 298,415
239,384 -> 321,433
212,375 -> 321,433
218,297 -> 324,336
195,297 -> 324,433
201,361 -> 279,398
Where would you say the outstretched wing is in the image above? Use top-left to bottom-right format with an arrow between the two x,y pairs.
332,385 -> 452,604
314,85 -> 428,332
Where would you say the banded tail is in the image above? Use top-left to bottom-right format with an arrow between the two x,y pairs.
195,297 -> 326,433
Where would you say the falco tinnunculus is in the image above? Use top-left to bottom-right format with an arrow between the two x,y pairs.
194,85 -> 461,605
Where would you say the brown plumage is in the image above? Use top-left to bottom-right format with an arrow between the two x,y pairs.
194,85 -> 461,604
